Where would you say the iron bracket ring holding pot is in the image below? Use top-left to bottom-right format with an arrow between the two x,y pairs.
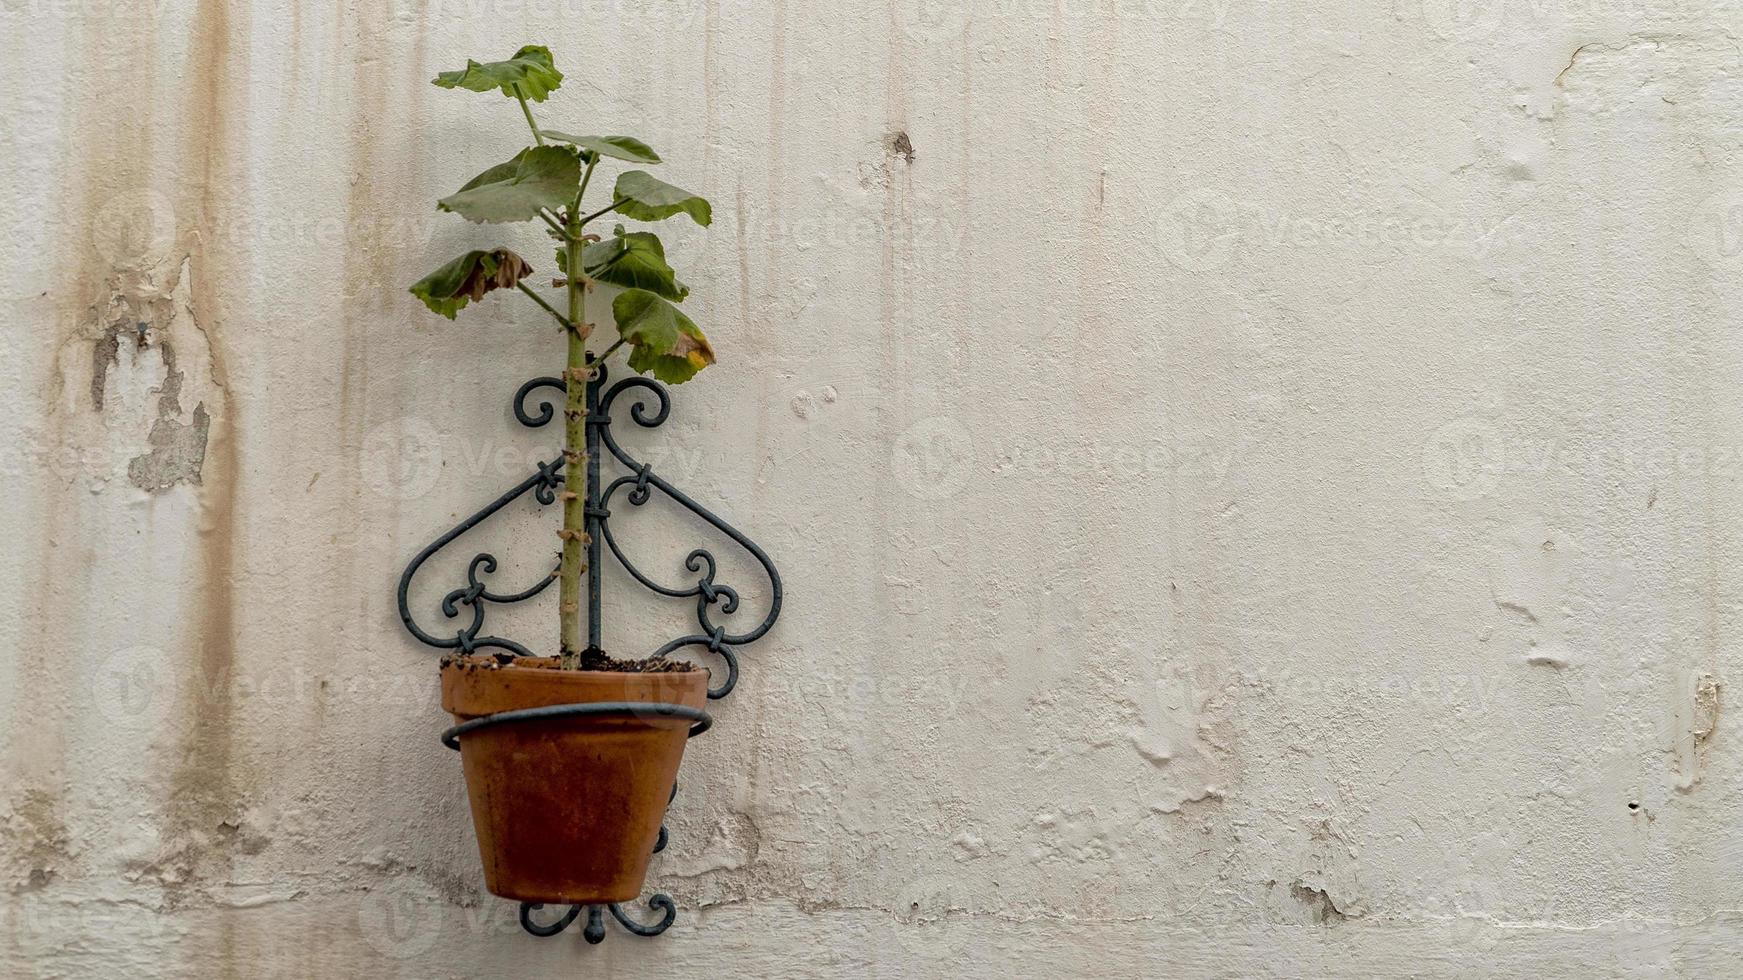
440,702 -> 714,750
399,363 -> 783,945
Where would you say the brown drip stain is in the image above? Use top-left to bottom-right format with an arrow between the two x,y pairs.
703,0 -> 721,176
171,0 -> 236,814
15,4 -> 252,970
331,0 -> 396,676
8,0 -> 170,856
157,10 -> 247,979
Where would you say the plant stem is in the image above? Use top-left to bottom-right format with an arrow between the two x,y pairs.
515,282 -> 573,330
579,196 -> 629,226
556,161 -> 598,669
516,88 -> 544,145
577,158 -> 597,206
589,339 -> 625,373
538,209 -> 569,239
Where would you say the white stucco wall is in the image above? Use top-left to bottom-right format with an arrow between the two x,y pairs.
3,1 -> 1743,976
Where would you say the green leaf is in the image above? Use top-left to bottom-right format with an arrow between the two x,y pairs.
409,249 -> 534,319
433,45 -> 563,101
575,225 -> 688,301
613,288 -> 716,383
539,132 -> 661,164
437,146 -> 580,224
613,170 -> 712,226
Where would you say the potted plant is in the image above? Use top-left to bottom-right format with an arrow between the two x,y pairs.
409,44 -> 720,906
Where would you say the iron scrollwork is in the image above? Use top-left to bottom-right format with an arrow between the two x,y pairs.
398,364 -> 782,944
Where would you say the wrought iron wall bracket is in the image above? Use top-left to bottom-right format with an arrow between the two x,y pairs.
398,364 -> 783,944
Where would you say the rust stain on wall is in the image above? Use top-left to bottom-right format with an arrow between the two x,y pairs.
6,0 -> 173,852
147,15 -> 247,961
326,0 -> 396,677
177,0 -> 241,768
89,321 -> 124,410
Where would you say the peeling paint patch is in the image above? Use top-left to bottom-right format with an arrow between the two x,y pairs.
1671,671 -> 1723,794
951,831 -> 991,861
127,339 -> 210,491
1494,598 -> 1538,624
1692,674 -> 1722,744
1554,43 -> 1595,88
661,812 -> 762,879
62,257 -> 217,493
352,853 -> 483,910
87,272 -> 176,413
1150,784 -> 1224,815
1131,735 -> 1173,767
1524,641 -> 1574,669
1290,882 -> 1348,924
885,129 -> 916,164
127,400 -> 210,490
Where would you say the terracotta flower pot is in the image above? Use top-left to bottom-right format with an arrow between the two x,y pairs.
440,657 -> 709,904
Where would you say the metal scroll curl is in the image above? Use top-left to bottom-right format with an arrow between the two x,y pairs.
397,366 -> 782,944
591,374 -> 784,698
395,377 -> 568,660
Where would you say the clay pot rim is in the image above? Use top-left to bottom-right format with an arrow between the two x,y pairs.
440,654 -> 707,675
440,654 -> 710,717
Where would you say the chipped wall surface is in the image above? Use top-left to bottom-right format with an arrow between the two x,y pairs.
2,1 -> 1742,977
